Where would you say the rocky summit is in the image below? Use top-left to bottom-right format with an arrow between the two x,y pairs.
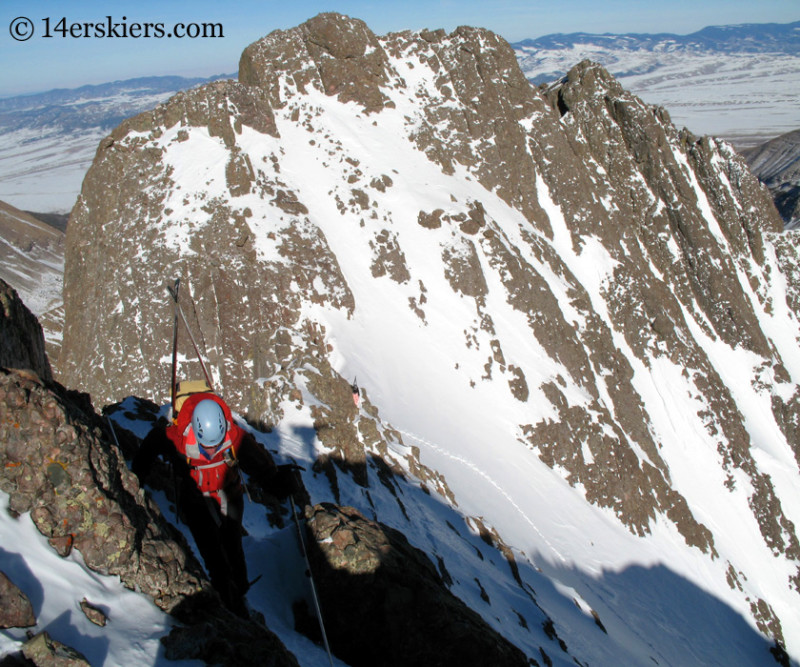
44,11 -> 800,664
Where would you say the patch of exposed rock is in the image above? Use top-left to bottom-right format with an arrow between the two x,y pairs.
300,503 -> 531,667
240,13 -> 395,114
22,631 -> 91,666
0,571 -> 35,629
1,280 -> 52,384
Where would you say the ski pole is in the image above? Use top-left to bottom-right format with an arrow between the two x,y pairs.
290,497 -> 335,667
106,413 -> 121,450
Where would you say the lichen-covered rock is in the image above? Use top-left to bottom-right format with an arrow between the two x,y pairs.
301,503 -> 529,667
0,368 -> 209,613
0,281 -> 210,612
79,598 -> 107,627
21,631 -> 90,667
0,571 -> 35,629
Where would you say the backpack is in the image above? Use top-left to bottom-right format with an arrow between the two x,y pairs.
174,378 -> 213,416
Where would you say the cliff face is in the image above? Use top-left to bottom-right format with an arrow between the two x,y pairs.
58,13 -> 800,659
1,279 -> 53,384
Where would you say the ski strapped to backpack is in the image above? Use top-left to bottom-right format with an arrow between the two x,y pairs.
167,277 -> 219,523
167,278 -> 215,397
169,278 -> 180,419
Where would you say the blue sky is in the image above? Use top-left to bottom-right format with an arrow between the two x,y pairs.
2,0 -> 798,96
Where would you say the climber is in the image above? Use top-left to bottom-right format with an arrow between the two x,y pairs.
132,390 -> 299,617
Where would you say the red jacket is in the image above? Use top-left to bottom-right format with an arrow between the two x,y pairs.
167,393 -> 245,514
132,393 -> 281,519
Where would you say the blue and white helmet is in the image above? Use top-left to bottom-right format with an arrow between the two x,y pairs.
192,399 -> 226,448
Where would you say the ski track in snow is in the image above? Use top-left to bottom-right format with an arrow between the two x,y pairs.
395,427 -> 568,564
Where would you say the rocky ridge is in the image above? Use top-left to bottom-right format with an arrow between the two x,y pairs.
301,503 -> 531,667
513,22 -> 800,148
56,13 -> 800,662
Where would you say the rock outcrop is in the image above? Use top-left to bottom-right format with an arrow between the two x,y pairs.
1,279 -> 52,384
21,631 -> 91,666
301,503 -> 531,667
0,572 -> 35,629
0,368 -> 208,612
0,282 -> 299,666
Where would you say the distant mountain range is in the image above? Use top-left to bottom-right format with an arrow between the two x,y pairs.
0,74 -> 234,133
0,22 -> 797,216
514,21 -> 800,56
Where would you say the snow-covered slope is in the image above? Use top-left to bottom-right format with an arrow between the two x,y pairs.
0,200 -> 64,360
16,14 -> 800,666
0,201 -> 63,316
